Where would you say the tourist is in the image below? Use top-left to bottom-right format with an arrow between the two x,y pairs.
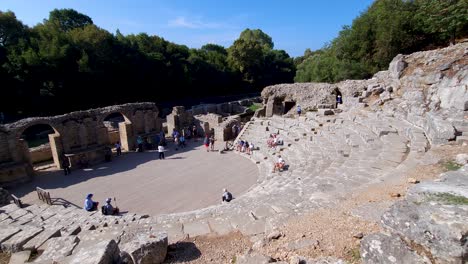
180,135 -> 186,148
242,141 -> 248,153
222,188 -> 233,202
84,193 -> 98,211
185,128 -> 192,139
137,136 -> 144,152
61,153 -> 71,175
192,125 -> 198,141
102,198 -> 119,215
297,105 -> 302,116
158,143 -> 165,160
203,134 -> 210,152
249,142 -> 254,156
272,155 -> 286,172
209,135 -> 215,151
115,141 -> 122,156
336,95 -> 343,108
237,140 -> 244,152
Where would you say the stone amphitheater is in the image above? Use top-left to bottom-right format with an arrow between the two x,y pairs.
0,42 -> 467,263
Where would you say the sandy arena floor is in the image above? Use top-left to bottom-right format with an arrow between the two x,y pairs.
11,141 -> 259,216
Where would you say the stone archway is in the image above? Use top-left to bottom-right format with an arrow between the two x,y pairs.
100,112 -> 133,152
17,122 -> 62,170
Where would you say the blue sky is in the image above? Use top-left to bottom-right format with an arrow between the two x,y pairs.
0,0 -> 374,57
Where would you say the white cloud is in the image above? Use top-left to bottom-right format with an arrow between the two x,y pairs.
167,16 -> 224,29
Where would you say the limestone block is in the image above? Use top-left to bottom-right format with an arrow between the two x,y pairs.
1,226 -> 43,252
8,250 -> 31,264
119,232 -> 168,264
35,236 -> 80,263
69,239 -> 120,264
0,226 -> 21,245
22,227 -> 61,251
389,54 -> 407,79
317,109 -> 334,116
455,153 -> 468,165
360,233 -> 430,264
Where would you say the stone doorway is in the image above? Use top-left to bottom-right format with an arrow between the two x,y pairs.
102,112 -> 132,152
283,101 -> 296,114
19,124 -> 60,171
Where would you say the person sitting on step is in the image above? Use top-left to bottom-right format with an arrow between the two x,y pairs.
222,188 -> 233,202
102,198 -> 119,215
272,155 -> 286,172
84,193 -> 99,211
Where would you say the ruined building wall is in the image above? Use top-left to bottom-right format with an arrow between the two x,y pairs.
0,102 -> 160,188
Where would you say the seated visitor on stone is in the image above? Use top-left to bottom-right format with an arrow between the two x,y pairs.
222,188 -> 233,202
272,155 -> 286,172
102,198 -> 119,215
84,193 -> 98,211
237,140 -> 244,151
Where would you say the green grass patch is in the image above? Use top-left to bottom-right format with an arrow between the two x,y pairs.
248,103 -> 262,112
427,192 -> 468,205
443,161 -> 462,171
346,247 -> 361,263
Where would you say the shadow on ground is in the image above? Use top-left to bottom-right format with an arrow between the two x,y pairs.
164,242 -> 201,263
10,140 -> 201,197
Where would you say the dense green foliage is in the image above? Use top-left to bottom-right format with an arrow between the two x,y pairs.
295,0 -> 468,83
0,10 -> 294,120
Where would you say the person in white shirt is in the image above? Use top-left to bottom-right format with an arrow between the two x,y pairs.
158,144 -> 165,160
272,155 -> 286,172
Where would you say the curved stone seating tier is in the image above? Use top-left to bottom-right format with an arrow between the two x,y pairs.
0,109 -> 432,261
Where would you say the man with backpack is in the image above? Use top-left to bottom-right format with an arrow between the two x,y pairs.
102,198 -> 119,215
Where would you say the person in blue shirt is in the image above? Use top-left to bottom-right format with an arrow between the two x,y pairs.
84,193 -> 98,211
296,105 -> 302,116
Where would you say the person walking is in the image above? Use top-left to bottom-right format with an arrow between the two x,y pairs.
209,135 -> 215,151
115,141 -> 122,156
203,134 -> 210,152
137,136 -> 144,152
61,153 -> 71,175
296,105 -> 302,116
158,143 -> 165,160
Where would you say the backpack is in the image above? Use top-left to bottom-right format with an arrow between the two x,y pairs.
101,205 -> 108,215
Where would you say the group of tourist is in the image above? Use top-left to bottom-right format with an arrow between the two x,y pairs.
203,134 -> 216,152
84,193 -> 119,215
236,140 -> 254,155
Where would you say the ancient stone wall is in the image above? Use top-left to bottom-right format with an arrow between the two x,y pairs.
0,102 -> 160,187
261,41 -> 468,145
29,144 -> 53,164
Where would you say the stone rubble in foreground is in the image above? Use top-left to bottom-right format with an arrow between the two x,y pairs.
0,42 -> 467,263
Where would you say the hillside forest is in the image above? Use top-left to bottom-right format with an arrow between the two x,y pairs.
0,0 -> 466,121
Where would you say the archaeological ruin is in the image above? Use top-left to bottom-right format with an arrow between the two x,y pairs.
0,42 -> 466,263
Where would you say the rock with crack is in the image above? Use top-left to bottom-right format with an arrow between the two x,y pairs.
34,235 -> 80,263
68,239 -> 120,264
119,231 -> 168,264
361,233 -> 430,264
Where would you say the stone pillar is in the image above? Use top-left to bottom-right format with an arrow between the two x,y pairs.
119,122 -> 134,151
49,133 -> 63,169
266,97 -> 274,117
166,114 -> 178,134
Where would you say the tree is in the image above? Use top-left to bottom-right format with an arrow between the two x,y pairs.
48,9 -> 93,32
415,0 -> 468,44
0,11 -> 26,47
239,29 -> 274,50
